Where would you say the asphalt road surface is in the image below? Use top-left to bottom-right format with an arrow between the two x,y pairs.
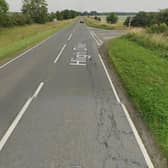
0,21 -> 153,168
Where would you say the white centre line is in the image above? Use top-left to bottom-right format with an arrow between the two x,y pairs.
98,54 -> 154,168
0,97 -> 33,152
0,82 -> 44,152
68,33 -> 72,41
0,33 -> 56,70
54,44 -> 66,63
33,82 -> 44,98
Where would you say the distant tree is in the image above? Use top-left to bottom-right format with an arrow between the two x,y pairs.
82,11 -> 89,16
56,11 -> 63,20
22,0 -> 49,24
90,11 -> 98,16
56,10 -> 80,20
106,12 -> 118,24
130,12 -> 152,27
158,9 -> 168,25
0,0 -> 8,14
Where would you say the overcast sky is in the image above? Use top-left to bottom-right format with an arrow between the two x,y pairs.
6,0 -> 168,12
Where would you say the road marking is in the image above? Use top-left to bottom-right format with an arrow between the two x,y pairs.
68,33 -> 72,41
33,82 -> 44,98
92,31 -> 103,45
0,33 -> 56,70
90,32 -> 101,46
54,44 -> 66,63
90,31 -> 103,46
98,54 -> 154,168
0,97 -> 33,152
0,82 -> 44,152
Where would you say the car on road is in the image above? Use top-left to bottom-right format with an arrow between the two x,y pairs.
80,20 -> 84,23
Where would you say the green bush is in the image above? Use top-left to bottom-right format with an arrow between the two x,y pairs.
147,23 -> 168,34
0,14 -> 14,27
106,13 -> 118,24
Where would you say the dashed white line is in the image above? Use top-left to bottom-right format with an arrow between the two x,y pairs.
0,97 -> 33,152
0,33 -> 56,70
0,82 -> 44,152
54,44 -> 66,63
68,33 -> 72,41
33,82 -> 44,98
98,54 -> 154,168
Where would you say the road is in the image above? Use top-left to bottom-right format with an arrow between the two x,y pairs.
0,21 -> 153,168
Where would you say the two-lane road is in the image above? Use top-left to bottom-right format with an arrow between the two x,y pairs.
0,21 -> 153,168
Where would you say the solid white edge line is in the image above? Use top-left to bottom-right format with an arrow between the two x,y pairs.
54,44 -> 66,63
120,103 -> 154,168
98,54 -> 154,168
33,82 -> 44,98
0,33 -> 56,70
68,33 -> 72,41
0,97 -> 33,152
98,54 -> 121,103
0,82 -> 45,152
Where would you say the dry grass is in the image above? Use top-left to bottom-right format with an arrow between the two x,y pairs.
84,17 -> 126,30
0,19 -> 74,63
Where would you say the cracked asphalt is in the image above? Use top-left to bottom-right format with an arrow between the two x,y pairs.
0,21 -> 149,168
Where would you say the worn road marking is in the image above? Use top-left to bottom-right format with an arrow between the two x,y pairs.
92,31 -> 103,45
98,54 -> 154,168
0,82 -> 44,152
70,43 -> 90,66
54,44 -> 66,63
68,33 -> 72,41
90,31 -> 103,46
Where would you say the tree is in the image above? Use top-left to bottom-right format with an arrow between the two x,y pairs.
22,0 -> 48,24
0,0 -> 8,14
106,13 -> 118,24
158,9 -> 168,25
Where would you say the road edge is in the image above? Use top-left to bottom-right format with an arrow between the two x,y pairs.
99,42 -> 168,168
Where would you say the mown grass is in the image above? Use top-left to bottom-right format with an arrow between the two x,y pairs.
0,19 -> 74,63
84,17 -> 126,30
106,37 -> 168,158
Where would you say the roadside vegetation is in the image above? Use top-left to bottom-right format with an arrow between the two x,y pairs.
0,0 -> 79,27
124,9 -> 168,28
84,16 -> 126,30
0,20 -> 74,63
106,35 -> 168,158
0,0 -> 78,63
106,10 -> 168,158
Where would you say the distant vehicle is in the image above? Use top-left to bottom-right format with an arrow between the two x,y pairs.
80,20 -> 84,23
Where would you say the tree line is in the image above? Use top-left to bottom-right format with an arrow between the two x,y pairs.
124,9 -> 168,27
0,0 -> 80,27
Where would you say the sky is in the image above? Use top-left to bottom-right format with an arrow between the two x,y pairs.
6,0 -> 168,12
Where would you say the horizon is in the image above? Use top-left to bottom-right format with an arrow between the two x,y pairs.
6,0 -> 168,13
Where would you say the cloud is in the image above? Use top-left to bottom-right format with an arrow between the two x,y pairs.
6,0 -> 168,12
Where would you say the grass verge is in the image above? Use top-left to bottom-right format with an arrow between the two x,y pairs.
106,36 -> 168,159
0,19 -> 74,64
84,17 -> 126,30
127,29 -> 168,58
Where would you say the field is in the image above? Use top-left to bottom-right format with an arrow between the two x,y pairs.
0,19 -> 74,64
84,17 -> 126,30
99,15 -> 131,24
106,34 -> 168,158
